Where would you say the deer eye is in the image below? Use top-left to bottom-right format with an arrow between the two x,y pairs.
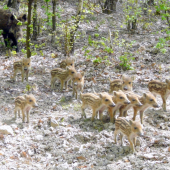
105,99 -> 109,102
120,97 -> 123,99
132,99 -> 136,101
134,127 -> 137,130
29,100 -> 32,102
129,82 -> 131,84
150,99 -> 153,101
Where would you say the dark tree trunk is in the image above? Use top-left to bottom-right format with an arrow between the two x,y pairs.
7,0 -> 20,11
32,0 -> 38,41
102,0 -> 118,14
26,0 -> 34,58
147,0 -> 154,5
38,18 -> 41,36
143,3 -> 147,15
52,0 -> 56,32
132,19 -> 137,30
165,10 -> 170,27
51,0 -> 57,43
69,0 -> 83,55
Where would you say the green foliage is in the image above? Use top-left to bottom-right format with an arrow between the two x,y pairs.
123,0 -> 142,30
60,96 -> 66,103
154,0 -> 170,53
119,53 -> 134,70
24,84 -> 32,93
60,117 -> 64,122
0,30 -> 4,45
84,35 -> 113,54
41,2 -> 62,27
155,38 -> 167,54
73,103 -> 81,111
3,5 -> 9,10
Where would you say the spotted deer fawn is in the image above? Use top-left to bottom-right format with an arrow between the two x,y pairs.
107,90 -> 131,123
51,66 -> 76,90
114,117 -> 143,153
132,92 -> 159,124
80,92 -> 115,121
148,79 -> 170,112
119,92 -> 142,117
109,75 -> 134,93
13,58 -> 31,82
14,94 -> 38,123
59,57 -> 75,69
72,72 -> 84,99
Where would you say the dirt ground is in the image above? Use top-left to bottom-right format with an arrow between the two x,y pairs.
1,1 -> 170,170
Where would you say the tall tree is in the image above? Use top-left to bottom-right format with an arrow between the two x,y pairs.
69,0 -> 83,55
99,0 -> 118,14
51,0 -> 58,43
26,0 -> 34,58
7,0 -> 20,11
32,0 -> 38,41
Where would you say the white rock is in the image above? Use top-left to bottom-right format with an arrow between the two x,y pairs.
57,163 -> 72,170
0,125 -> 14,135
50,118 -> 58,128
43,130 -> 51,136
34,135 -> 43,141
28,149 -> 34,156
0,151 -> 4,156
106,154 -> 115,161
49,127 -> 54,131
11,124 -> 17,129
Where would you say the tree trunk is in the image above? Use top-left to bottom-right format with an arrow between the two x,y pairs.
26,0 -> 34,58
32,0 -> 38,41
165,10 -> 170,27
69,0 -> 83,55
132,19 -> 137,30
102,0 -> 118,14
147,0 -> 154,5
51,0 -> 57,43
52,0 -> 57,32
7,0 -> 20,11
38,18 -> 41,36
143,2 -> 147,15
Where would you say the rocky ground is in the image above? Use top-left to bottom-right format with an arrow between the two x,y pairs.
1,0 -> 170,170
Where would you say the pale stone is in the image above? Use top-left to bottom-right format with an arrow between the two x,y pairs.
0,125 -> 14,135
